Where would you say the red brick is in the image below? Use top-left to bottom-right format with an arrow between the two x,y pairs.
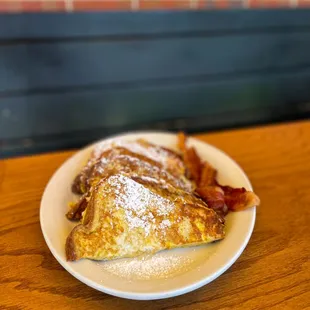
73,0 -> 131,11
139,0 -> 161,9
0,0 -> 21,12
21,1 -> 42,11
214,0 -> 230,8
42,0 -> 66,11
249,0 -> 291,7
0,0 -> 65,12
298,0 -> 310,6
140,0 -> 191,10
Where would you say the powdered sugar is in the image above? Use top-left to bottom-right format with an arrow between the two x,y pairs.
99,252 -> 194,280
107,174 -> 174,236
93,139 -> 181,171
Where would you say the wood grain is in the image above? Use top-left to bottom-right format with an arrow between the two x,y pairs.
1,121 -> 310,309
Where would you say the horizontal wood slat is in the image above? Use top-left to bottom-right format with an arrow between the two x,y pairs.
1,67 -> 310,140
1,31 -> 310,92
1,10 -> 310,40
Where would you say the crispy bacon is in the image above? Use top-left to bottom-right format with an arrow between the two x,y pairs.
183,147 -> 202,184
178,132 -> 202,184
196,186 -> 228,216
199,161 -> 217,187
221,186 -> 260,211
178,131 -> 260,215
177,132 -> 187,154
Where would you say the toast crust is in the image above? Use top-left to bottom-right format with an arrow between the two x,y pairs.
72,140 -> 186,195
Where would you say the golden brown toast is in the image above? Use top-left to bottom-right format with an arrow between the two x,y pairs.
72,140 -> 186,195
73,147 -> 192,195
67,170 -> 201,221
67,147 -> 193,220
66,174 -> 224,261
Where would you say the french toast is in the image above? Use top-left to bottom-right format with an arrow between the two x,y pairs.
72,140 -> 186,195
67,146 -> 193,220
66,174 -> 225,261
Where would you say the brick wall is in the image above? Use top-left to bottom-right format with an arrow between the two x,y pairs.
0,0 -> 309,12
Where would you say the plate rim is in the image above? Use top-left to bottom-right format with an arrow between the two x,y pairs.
40,130 -> 256,300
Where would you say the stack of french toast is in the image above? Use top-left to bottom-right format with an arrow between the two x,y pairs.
65,134 -> 260,262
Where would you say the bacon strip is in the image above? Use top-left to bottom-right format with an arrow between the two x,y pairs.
199,161 -> 217,187
177,132 -> 187,154
177,132 -> 260,214
221,186 -> 260,211
177,132 -> 202,184
183,146 -> 202,184
196,186 -> 228,216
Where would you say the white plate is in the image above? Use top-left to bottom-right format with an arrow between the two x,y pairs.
40,132 -> 256,300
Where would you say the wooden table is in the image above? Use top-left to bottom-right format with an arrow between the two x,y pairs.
1,121 -> 310,309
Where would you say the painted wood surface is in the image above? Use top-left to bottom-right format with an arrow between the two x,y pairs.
1,10 -> 310,156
